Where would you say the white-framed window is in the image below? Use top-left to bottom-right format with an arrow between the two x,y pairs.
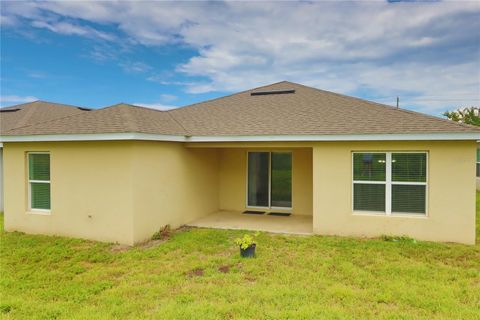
352,152 -> 427,216
28,152 -> 51,212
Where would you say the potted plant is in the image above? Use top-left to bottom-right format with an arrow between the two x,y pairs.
235,233 -> 258,258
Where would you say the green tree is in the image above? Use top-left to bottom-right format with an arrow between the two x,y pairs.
443,107 -> 480,126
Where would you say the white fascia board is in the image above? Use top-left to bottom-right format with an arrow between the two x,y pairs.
0,133 -> 185,142
186,132 -> 480,142
0,132 -> 479,143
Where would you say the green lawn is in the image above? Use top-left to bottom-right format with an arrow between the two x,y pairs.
1,197 -> 479,319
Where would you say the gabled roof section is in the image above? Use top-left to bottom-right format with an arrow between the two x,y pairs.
169,81 -> 480,136
0,101 -> 88,134
3,103 -> 187,136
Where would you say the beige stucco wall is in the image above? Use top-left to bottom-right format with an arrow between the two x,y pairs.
131,141 -> 219,243
3,139 -> 476,245
312,140 -> 476,244
218,148 -> 313,215
3,141 -> 135,244
3,141 -> 220,245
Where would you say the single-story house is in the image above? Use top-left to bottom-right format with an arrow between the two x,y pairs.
0,81 -> 478,244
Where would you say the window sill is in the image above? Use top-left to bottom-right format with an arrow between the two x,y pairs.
26,210 -> 51,216
352,211 -> 427,218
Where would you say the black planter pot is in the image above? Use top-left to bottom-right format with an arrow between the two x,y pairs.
240,244 -> 256,258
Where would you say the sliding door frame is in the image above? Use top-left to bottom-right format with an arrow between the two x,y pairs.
246,150 -> 293,211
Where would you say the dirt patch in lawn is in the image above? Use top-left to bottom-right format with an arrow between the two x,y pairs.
244,274 -> 257,283
110,244 -> 131,253
187,268 -> 204,277
137,239 -> 166,250
110,239 -> 166,252
218,265 -> 230,273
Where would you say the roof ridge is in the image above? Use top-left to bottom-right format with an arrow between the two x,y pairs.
292,82 -> 480,131
94,102 -> 190,135
100,102 -> 179,114
4,106 -> 97,134
121,103 -> 172,113
99,102 -> 128,111
167,112 -> 190,136
14,104 -> 37,128
1,100 -> 87,110
0,100 -> 41,109
167,80 -> 291,112
35,100 -> 88,110
116,104 -> 140,132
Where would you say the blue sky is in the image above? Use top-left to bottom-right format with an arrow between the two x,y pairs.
1,1 -> 479,116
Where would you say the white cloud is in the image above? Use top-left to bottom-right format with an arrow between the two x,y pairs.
0,95 -> 38,107
88,45 -> 118,62
132,102 -> 178,111
30,20 -> 115,41
119,61 -> 152,74
2,1 -> 480,115
27,71 -> 48,79
0,14 -> 17,26
160,94 -> 177,102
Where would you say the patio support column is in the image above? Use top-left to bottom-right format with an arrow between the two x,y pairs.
312,143 -> 350,236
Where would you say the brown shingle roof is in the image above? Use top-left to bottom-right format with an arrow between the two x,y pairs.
169,81 -> 480,135
0,101 -> 87,134
2,103 -> 186,136
2,82 -> 479,137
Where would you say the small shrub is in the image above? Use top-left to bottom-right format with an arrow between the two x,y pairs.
152,225 -> 171,240
235,232 -> 259,249
382,235 -> 417,244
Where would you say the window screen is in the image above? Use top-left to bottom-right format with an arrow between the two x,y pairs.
353,153 -> 386,181
392,153 -> 426,182
392,185 -> 426,214
391,153 -> 426,214
28,153 -> 51,210
353,153 -> 386,212
353,183 -> 386,212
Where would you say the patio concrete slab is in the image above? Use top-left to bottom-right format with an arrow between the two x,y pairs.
187,211 -> 313,235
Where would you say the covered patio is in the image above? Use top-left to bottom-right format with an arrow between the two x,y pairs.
181,144 -> 314,235
187,211 -> 313,235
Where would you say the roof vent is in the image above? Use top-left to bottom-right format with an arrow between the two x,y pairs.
0,108 -> 21,113
77,107 -> 92,111
250,89 -> 295,96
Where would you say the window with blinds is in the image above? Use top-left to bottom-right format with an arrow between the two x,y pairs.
391,153 -> 426,214
353,153 -> 386,212
353,152 -> 427,215
28,153 -> 51,211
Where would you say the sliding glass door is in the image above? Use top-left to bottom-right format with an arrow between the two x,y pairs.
247,152 -> 269,207
247,152 -> 292,209
271,152 -> 292,208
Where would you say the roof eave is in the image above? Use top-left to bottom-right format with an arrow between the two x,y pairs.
1,132 -> 479,143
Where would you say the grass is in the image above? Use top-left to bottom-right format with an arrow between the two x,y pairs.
1,198 -> 479,319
